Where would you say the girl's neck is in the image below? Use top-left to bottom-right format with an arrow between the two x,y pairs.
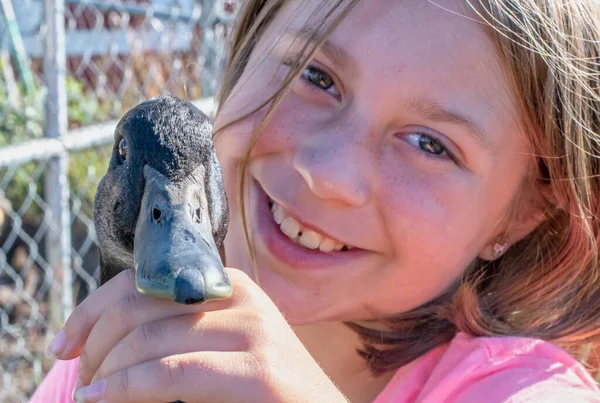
292,322 -> 397,403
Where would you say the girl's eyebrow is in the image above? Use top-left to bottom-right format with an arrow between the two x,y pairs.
284,27 -> 358,75
406,98 -> 493,150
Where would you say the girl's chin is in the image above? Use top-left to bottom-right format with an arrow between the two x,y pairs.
227,249 -> 380,324
246,266 -> 341,321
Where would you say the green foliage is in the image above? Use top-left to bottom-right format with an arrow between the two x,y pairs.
69,146 -> 112,218
0,82 -> 45,146
0,76 -> 118,221
65,78 -> 118,129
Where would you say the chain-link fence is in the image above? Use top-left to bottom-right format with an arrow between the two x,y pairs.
0,1 -> 236,401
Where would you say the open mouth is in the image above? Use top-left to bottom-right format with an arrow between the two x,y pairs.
267,198 -> 354,253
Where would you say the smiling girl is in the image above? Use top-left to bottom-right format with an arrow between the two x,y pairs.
32,0 -> 600,402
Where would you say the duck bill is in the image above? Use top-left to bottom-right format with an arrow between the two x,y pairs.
133,165 -> 231,304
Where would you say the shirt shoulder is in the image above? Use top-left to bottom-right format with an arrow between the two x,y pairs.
416,333 -> 600,403
30,357 -> 80,403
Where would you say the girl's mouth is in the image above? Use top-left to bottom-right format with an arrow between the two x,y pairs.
267,198 -> 354,253
251,179 -> 368,271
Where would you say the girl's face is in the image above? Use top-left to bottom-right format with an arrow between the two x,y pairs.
214,0 -> 534,324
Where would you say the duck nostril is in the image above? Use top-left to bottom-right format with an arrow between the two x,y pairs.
152,206 -> 162,223
184,297 -> 203,305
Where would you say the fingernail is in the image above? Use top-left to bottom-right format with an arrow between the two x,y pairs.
73,379 -> 106,403
71,377 -> 82,401
46,329 -> 66,358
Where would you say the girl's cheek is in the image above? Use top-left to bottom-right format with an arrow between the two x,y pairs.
249,99 -> 308,156
379,165 -> 469,235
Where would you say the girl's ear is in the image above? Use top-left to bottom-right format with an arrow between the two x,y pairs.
478,183 -> 553,261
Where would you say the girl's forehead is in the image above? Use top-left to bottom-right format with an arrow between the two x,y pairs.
270,0 -> 505,84
276,0 -> 478,34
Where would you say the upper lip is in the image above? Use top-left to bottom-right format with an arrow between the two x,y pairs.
265,193 -> 357,248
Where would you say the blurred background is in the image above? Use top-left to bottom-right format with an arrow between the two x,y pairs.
0,0 -> 237,400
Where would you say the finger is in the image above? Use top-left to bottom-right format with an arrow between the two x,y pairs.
76,289 -> 198,387
73,352 -> 267,403
77,268 -> 264,386
56,267 -> 255,361
91,310 -> 250,385
50,269 -> 138,360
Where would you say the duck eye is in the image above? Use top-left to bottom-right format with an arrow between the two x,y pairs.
118,138 -> 128,160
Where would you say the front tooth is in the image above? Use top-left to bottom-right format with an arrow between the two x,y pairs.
274,205 -> 286,224
280,216 -> 301,240
319,237 -> 336,252
298,229 -> 322,249
333,243 -> 345,251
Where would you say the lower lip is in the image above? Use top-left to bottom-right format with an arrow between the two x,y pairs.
252,180 -> 368,270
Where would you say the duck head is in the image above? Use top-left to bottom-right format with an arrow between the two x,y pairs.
93,96 -> 231,304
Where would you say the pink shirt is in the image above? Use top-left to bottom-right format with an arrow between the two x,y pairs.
31,332 -> 600,402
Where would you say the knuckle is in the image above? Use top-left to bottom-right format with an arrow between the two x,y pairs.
114,291 -> 141,319
234,327 -> 255,350
242,351 -> 271,385
115,367 -> 131,396
99,291 -> 140,332
138,320 -> 164,346
158,356 -> 186,387
241,310 -> 268,341
224,308 -> 275,351
234,281 -> 264,307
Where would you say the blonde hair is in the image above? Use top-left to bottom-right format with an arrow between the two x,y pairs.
214,0 -> 600,377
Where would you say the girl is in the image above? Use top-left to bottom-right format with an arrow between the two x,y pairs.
31,0 -> 600,402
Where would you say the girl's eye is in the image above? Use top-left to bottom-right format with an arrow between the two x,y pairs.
405,133 -> 448,157
302,66 -> 334,90
299,65 -> 340,99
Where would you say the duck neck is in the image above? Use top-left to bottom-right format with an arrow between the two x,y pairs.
99,252 -> 133,285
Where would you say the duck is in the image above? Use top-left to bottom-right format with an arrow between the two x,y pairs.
92,95 -> 231,304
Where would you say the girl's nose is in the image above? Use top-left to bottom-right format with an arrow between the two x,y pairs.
292,137 -> 371,207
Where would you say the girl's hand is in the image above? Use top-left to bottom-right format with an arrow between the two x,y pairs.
47,268 -> 348,403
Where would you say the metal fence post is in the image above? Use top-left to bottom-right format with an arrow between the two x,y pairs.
43,0 -> 72,330
200,0 -> 233,99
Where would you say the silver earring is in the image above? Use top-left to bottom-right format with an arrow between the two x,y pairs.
492,242 -> 509,258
